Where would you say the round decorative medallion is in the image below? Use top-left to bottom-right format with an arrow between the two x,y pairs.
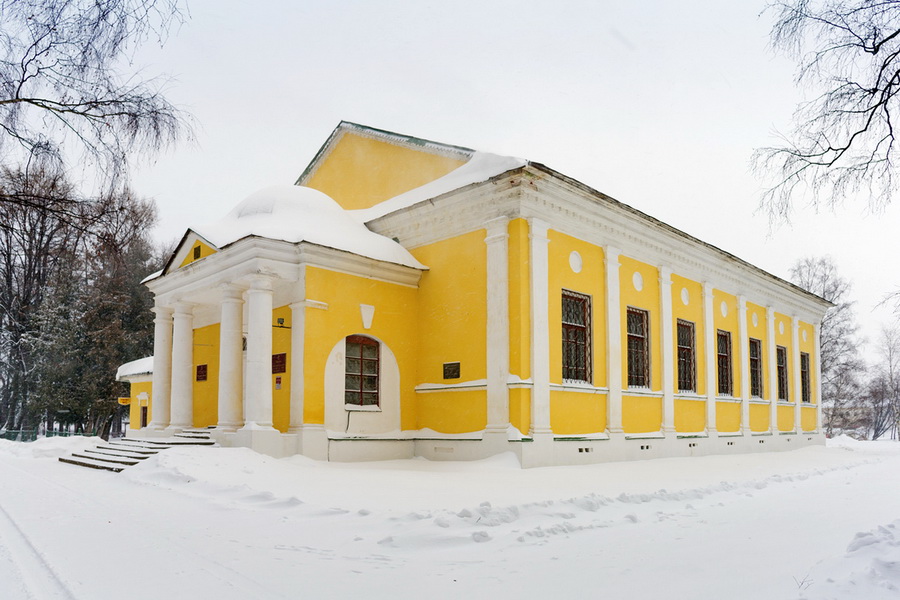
632,271 -> 643,292
569,251 -> 583,273
802,329 -> 808,342
752,313 -> 759,327
720,300 -> 728,317
779,321 -> 785,335
680,287 -> 689,306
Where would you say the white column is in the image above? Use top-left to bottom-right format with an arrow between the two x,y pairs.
605,247 -> 623,434
738,296 -> 751,434
148,305 -> 173,430
659,267 -> 675,434
485,217 -> 511,435
217,285 -> 244,430
767,306 -> 778,433
169,301 -> 195,430
792,316 -> 802,432
702,282 -> 717,436
529,218 -> 551,436
814,323 -> 823,433
242,275 -> 276,430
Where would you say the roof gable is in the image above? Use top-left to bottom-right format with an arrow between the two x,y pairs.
163,230 -> 219,275
297,122 -> 474,211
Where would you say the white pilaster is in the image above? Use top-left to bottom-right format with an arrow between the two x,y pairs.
168,301 -> 195,431
217,285 -> 244,431
288,290 -> 306,434
702,282 -> 717,436
242,275 -> 276,430
148,305 -> 173,431
814,323 -> 823,433
792,316 -> 802,432
766,306 -> 778,433
529,218 -> 551,436
738,296 -> 751,434
605,247 -> 623,434
485,216 -> 510,435
659,267 -> 675,434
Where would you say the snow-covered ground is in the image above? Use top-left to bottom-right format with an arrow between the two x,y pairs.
1,436 -> 898,599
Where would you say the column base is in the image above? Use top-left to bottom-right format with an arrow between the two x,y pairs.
164,424 -> 189,435
233,425 -> 286,458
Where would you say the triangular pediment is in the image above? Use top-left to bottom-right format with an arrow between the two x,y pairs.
163,230 -> 219,275
296,121 -> 474,211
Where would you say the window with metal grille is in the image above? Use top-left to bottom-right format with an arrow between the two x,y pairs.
345,335 -> 379,407
627,307 -> 650,388
800,352 -> 811,403
716,330 -> 732,396
676,319 -> 695,392
749,338 -> 763,398
776,345 -> 789,401
562,290 -> 591,382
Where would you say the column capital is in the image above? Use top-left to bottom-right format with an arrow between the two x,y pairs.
217,282 -> 245,300
152,305 -> 173,319
658,266 -> 672,286
702,281 -> 714,295
484,216 -> 510,242
527,217 -> 550,241
605,246 -> 622,263
172,300 -> 195,316
737,295 -> 747,310
248,273 -> 276,292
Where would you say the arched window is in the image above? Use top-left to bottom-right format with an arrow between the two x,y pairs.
345,335 -> 379,407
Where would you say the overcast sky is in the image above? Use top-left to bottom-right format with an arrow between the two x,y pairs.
128,0 -> 898,360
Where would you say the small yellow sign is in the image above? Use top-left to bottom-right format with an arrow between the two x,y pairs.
117,397 -> 131,406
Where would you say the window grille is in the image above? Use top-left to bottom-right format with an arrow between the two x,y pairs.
716,330 -> 732,396
627,307 -> 650,388
749,338 -> 763,397
800,352 -> 811,403
676,320 -> 695,392
776,346 -> 789,401
345,335 -> 379,406
562,290 -> 591,382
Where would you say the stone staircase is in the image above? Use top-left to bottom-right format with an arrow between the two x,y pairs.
58,429 -> 216,473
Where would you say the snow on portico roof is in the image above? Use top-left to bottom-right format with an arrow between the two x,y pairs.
116,356 -> 153,380
193,185 -> 426,269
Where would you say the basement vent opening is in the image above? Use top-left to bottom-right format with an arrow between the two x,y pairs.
688,442 -> 697,448
577,447 -> 593,453
758,439 -> 765,444
727,441 -> 734,446
434,446 -> 454,454
640,444 -> 651,450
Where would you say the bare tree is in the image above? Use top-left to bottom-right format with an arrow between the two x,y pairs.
789,256 -> 865,434
0,0 -> 190,208
755,0 -> 900,219
864,325 -> 900,439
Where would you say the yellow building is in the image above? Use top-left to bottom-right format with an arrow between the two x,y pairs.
123,122 -> 831,466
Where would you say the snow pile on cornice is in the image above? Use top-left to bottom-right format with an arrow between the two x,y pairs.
194,186 -> 425,269
350,152 -> 526,223
116,356 -> 154,380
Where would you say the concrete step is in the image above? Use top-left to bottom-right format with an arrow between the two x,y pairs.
59,455 -> 125,473
84,448 -> 151,460
71,451 -> 141,466
100,442 -> 160,455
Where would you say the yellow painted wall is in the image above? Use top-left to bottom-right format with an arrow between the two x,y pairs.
548,229 -> 606,386
417,390 -> 487,433
716,401 -> 741,433
775,312 -> 793,403
409,229 -> 488,433
509,387 -> 531,435
675,399 -> 705,433
508,219 -> 531,435
304,266 -> 419,429
192,324 -> 219,428
801,405 -> 817,431
411,230 -> 486,385
619,257 -> 662,433
272,306 -> 291,433
550,391 -> 607,434
671,274 -> 706,395
712,289 -> 740,397
622,395 -> 662,433
509,219 -> 531,381
777,404 -> 795,431
304,132 -> 467,210
799,320 -> 817,405
179,239 -> 217,268
746,302 -> 768,400
127,380 -> 152,429
750,403 -> 770,432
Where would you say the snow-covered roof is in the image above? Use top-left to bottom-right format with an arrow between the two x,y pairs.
116,356 -> 153,380
350,152 -> 527,223
192,186 -> 426,269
